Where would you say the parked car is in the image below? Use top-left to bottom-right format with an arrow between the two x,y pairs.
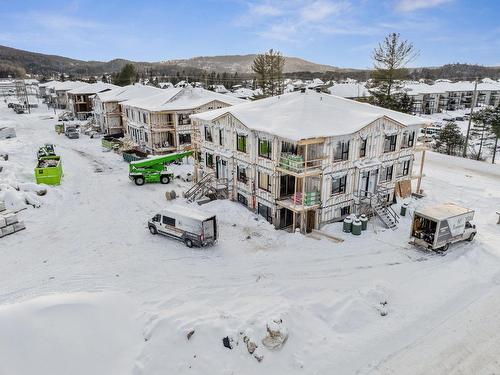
410,203 -> 476,251
148,205 -> 218,247
65,127 -> 79,139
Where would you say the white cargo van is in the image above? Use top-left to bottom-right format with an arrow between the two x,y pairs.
410,203 -> 477,251
148,205 -> 217,247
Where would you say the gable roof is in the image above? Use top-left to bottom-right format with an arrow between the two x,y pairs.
191,90 -> 430,141
328,83 -> 371,98
67,82 -> 119,95
95,84 -> 164,103
121,87 -> 245,112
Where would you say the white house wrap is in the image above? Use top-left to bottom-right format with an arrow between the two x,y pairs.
191,90 -> 430,233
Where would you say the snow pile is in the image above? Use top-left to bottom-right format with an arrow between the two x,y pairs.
0,292 -> 143,375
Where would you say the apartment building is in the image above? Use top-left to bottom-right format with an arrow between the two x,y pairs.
120,87 -> 244,154
405,80 -> 500,114
67,82 -> 118,120
93,84 -> 163,135
191,90 -> 430,233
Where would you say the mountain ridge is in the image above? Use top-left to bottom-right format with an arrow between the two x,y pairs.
1,44 -> 499,80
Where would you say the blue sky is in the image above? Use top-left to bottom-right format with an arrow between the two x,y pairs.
0,0 -> 499,68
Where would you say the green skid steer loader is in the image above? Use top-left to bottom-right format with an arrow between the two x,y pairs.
128,150 -> 193,186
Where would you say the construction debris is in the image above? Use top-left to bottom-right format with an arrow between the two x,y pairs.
222,336 -> 233,349
262,319 -> 288,350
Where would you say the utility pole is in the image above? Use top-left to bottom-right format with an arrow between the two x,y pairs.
462,77 -> 478,158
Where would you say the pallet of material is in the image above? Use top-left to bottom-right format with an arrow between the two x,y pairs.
0,203 -> 26,238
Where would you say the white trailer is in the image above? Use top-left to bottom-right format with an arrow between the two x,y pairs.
410,203 -> 477,251
148,204 -> 217,248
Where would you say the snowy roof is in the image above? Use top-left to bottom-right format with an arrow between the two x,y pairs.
121,87 -> 244,112
67,82 -> 119,95
120,88 -> 183,111
403,81 -> 500,95
328,83 -> 371,98
95,84 -> 164,103
307,78 -> 325,88
158,82 -> 174,88
191,90 -> 430,141
415,203 -> 474,221
160,204 -> 215,222
228,87 -> 258,99
38,80 -> 58,88
54,81 -> 88,92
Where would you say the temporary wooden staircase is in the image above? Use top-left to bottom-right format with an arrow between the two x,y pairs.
183,173 -> 228,203
354,187 -> 400,230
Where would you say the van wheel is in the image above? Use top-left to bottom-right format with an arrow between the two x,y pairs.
134,176 -> 145,186
184,238 -> 193,248
440,243 -> 450,252
468,233 -> 475,242
160,175 -> 170,184
149,225 -> 157,235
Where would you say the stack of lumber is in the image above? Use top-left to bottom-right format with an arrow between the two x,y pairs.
0,201 -> 26,238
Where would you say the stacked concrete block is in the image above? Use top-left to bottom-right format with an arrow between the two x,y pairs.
0,201 -> 26,238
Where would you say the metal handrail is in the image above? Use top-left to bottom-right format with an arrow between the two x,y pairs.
184,173 -> 214,199
278,154 -> 323,174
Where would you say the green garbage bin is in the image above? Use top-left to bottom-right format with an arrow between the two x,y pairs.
360,214 -> 368,230
400,203 -> 408,216
352,219 -> 362,235
343,217 -> 353,233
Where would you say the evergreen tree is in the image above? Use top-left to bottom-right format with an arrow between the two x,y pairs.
114,64 -> 137,86
101,74 -> 108,83
232,72 -> 240,88
251,49 -> 285,97
395,93 -> 414,114
59,73 -> 65,82
472,106 -> 500,163
435,122 -> 464,156
369,33 -> 418,110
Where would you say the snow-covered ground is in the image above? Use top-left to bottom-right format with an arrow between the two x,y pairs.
1,103 -> 500,375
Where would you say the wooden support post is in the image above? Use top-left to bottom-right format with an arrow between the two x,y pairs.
416,125 -> 429,195
416,148 -> 426,195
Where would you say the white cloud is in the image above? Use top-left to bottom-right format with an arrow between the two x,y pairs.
250,3 -> 283,16
299,0 -> 346,22
395,0 -> 453,12
239,0 -> 361,42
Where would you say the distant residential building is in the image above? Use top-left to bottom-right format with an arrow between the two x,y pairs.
120,87 -> 244,154
67,82 -> 119,120
403,80 -> 500,114
328,83 -> 371,99
93,84 -> 163,135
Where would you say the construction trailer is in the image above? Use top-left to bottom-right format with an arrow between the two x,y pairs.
148,205 -> 218,247
35,156 -> 63,185
128,150 -> 193,186
410,203 -> 477,251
